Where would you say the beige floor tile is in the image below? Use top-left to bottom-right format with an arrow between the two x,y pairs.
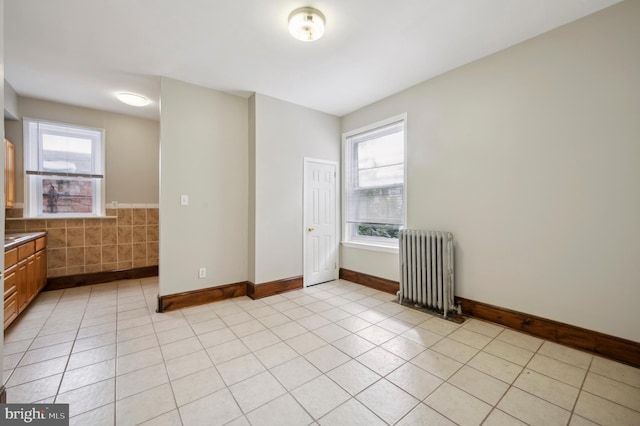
286,332 -> 327,355
56,378 -> 115,418
387,362 -> 443,400
319,398 -> 385,426
271,356 -> 322,391
116,324 -> 155,343
356,309 -> 389,324
514,369 -> 579,410
538,341 -> 592,369
313,323 -> 352,343
30,330 -> 78,350
3,352 -> 23,370
574,391 -> 640,426
396,403 -> 457,426
260,312 -> 293,328
483,340 -> 534,366
164,349 -> 213,381
590,356 -> 640,388
206,339 -> 251,365
448,327 -> 492,349
116,347 -> 164,376
270,322 -> 308,340
394,309 -> 433,326
246,305 -> 278,319
181,388 -> 242,426
117,334 -> 158,357
116,383 -> 176,426
356,325 -> 396,345
138,409 -> 182,426
418,317 -> 460,336
425,382 -> 492,426
377,317 -> 414,334
401,327 -> 443,347
247,393 -> 313,426
7,356 -> 68,387
357,378 -> 419,424
190,317 -> 226,335
77,323 -> 116,340
156,325 -> 195,345
116,363 -> 169,400
170,366 -> 225,407
339,302 -> 369,316
583,371 -> 640,411
431,337 -> 479,363
117,315 -> 152,331
3,339 -> 33,356
496,329 -> 543,352
461,319 -> 504,338
483,409 -> 528,426
467,351 -> 523,384
160,336 -> 203,361
59,358 -> 116,394
357,347 -> 405,376
332,334 -> 375,358
292,375 -> 351,419
305,345 -> 351,372
411,349 -> 463,380
217,353 -> 266,386
318,307 -> 350,322
230,319 -> 267,338
229,371 -> 286,412
449,365 -> 509,405
326,359 -> 381,396
74,332 -> 117,353
335,316 -> 372,333
67,344 -> 116,371
498,387 -> 571,426
381,335 -> 427,360
69,403 -> 115,426
241,330 -> 282,352
254,341 -> 299,369
568,414 -> 600,426
527,353 -> 587,387
197,327 -> 237,348
6,373 -> 62,403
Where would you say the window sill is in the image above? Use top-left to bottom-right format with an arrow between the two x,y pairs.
341,241 -> 399,254
6,216 -> 118,220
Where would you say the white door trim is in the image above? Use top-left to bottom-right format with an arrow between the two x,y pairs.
303,157 -> 340,287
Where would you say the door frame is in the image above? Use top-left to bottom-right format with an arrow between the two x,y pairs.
302,157 -> 340,287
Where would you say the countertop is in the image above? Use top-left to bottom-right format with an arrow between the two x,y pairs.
4,231 -> 47,251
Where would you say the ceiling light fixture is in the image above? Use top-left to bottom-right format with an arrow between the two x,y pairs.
288,7 -> 325,42
116,92 -> 150,107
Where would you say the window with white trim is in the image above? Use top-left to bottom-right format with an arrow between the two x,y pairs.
343,114 -> 406,247
23,118 -> 105,217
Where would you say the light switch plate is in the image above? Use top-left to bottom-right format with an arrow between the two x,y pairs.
180,195 -> 189,206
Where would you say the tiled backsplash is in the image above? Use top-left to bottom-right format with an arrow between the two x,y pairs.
6,207 -> 159,278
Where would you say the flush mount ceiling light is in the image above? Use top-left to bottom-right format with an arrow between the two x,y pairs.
288,7 -> 325,42
116,92 -> 150,107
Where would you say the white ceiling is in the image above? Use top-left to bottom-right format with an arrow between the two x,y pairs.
5,0 -> 621,121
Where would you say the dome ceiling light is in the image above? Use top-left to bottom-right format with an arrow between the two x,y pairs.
116,92 -> 150,107
288,7 -> 325,42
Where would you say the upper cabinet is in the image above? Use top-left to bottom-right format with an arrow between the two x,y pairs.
5,138 -> 15,208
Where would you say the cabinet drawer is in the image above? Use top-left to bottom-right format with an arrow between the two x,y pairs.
5,248 -> 17,268
4,292 -> 18,329
4,267 -> 16,296
36,237 -> 47,252
18,241 -> 35,261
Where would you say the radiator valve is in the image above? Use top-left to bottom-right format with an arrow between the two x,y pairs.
456,304 -> 462,315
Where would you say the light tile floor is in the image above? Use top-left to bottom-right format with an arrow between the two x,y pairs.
3,277 -> 640,426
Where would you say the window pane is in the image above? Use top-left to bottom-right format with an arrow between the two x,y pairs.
358,164 -> 403,188
42,134 -> 94,174
349,186 -> 404,225
357,223 -> 401,239
42,178 -> 94,214
357,132 -> 403,169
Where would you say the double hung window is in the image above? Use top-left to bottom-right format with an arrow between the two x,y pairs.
343,114 -> 406,248
23,118 -> 105,217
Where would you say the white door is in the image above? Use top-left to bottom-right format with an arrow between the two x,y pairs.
304,159 -> 338,286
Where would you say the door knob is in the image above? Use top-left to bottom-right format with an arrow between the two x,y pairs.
307,227 -> 315,232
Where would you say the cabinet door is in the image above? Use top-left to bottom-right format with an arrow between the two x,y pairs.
5,139 -> 15,209
4,268 -> 18,329
17,260 -> 28,312
35,250 -> 47,292
26,255 -> 37,304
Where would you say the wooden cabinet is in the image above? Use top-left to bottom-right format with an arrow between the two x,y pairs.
5,139 -> 15,209
4,236 -> 47,329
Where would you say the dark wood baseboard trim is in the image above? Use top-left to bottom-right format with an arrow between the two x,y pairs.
339,268 -> 399,295
44,266 -> 159,291
0,385 -> 6,403
457,297 -> 640,368
247,276 -> 303,299
157,281 -> 248,313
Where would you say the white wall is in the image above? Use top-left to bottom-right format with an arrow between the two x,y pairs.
341,1 -> 640,341
251,93 -> 340,284
159,77 -> 248,296
5,96 -> 159,204
4,80 -> 17,119
1,0 -> 6,378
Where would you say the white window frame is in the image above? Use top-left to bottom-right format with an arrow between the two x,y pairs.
342,113 -> 407,251
23,118 -> 106,218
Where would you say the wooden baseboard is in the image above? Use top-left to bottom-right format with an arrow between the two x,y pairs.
456,297 -> 640,368
157,281 -> 248,313
247,276 -> 303,299
44,265 -> 159,291
339,268 -> 399,295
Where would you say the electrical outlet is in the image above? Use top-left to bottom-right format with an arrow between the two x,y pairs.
198,267 -> 206,278
181,195 -> 189,206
